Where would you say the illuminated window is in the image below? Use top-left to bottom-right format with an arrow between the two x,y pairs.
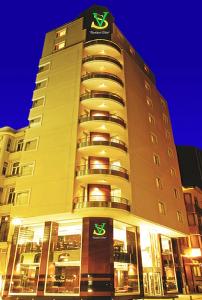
148,114 -> 155,125
144,64 -> 149,73
155,177 -> 162,189
170,168 -> 176,176
150,133 -> 158,144
15,190 -> 30,206
21,162 -> 34,176
11,162 -> 20,176
24,138 -> 38,151
145,81 -> 151,96
32,97 -> 45,108
56,28 -> 66,38
177,211 -> 183,223
35,79 -> 47,90
2,162 -> 8,176
38,62 -> 50,73
153,154 -> 160,166
16,139 -> 24,151
158,201 -> 166,215
54,41 -> 65,51
146,97 -> 153,107
29,116 -> 42,128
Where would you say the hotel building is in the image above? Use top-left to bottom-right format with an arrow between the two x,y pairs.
0,5 -> 189,300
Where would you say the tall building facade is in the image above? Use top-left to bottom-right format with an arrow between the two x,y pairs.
0,5 -> 189,300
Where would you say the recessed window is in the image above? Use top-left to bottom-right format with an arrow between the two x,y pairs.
163,113 -> 169,124
16,139 -> 24,152
2,162 -> 8,176
165,129 -> 171,140
11,162 -> 20,176
170,168 -> 176,176
158,201 -> 166,215
24,139 -> 38,151
174,188 -> 179,199
35,79 -> 47,90
15,190 -> 30,206
148,114 -> 155,125
6,138 -> 12,152
7,187 -> 15,204
29,116 -> 42,128
160,97 -> 167,109
146,97 -> 153,107
177,211 -> 183,223
153,154 -> 160,166
32,97 -> 45,108
129,47 -> 135,55
155,177 -> 162,189
21,162 -> 34,176
56,28 -> 66,38
168,148 -> 173,157
38,62 -> 50,73
144,64 -> 149,73
145,81 -> 151,96
151,133 -> 158,144
54,41 -> 65,51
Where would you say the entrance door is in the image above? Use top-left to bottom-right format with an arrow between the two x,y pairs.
143,272 -> 163,296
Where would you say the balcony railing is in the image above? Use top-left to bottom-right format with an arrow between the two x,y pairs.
81,72 -> 124,87
77,137 -> 127,152
79,114 -> 126,128
76,164 -> 129,180
80,91 -> 125,106
83,55 -> 123,69
84,39 -> 121,54
73,195 -> 130,211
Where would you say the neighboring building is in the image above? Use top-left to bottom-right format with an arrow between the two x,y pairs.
0,5 -> 189,300
177,146 -> 202,190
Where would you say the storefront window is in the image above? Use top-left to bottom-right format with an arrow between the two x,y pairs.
46,221 -> 81,295
10,225 -> 43,294
113,221 -> 139,294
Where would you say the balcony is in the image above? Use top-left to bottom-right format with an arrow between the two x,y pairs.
81,72 -> 123,94
84,39 -> 121,58
78,137 -> 127,152
83,55 -> 122,75
80,91 -> 124,111
73,196 -> 130,212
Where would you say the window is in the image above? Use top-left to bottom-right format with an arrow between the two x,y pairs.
168,148 -> 173,157
151,133 -> 158,144
24,139 -> 38,151
148,114 -> 155,125
6,138 -> 12,152
56,28 -> 66,38
35,79 -> 47,90
158,201 -> 166,215
163,113 -> 169,124
21,162 -> 34,176
165,130 -> 171,140
54,41 -> 65,51
170,168 -> 176,176
7,187 -> 15,204
153,154 -> 160,166
15,190 -> 30,206
145,81 -> 151,96
2,162 -> 8,176
29,116 -> 42,128
32,97 -> 45,108
156,177 -> 162,189
0,216 -> 10,242
193,266 -> 201,277
144,64 -> 149,73
174,188 -> 179,199
11,162 -> 20,176
16,139 -> 24,151
177,211 -> 183,223
146,97 -> 153,107
38,62 -> 50,73
160,97 -> 166,109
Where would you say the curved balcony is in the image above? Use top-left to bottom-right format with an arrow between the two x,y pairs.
83,55 -> 122,74
81,72 -> 123,94
78,138 -> 127,152
76,164 -> 129,181
79,114 -> 126,129
73,196 -> 130,212
80,91 -> 125,111
84,39 -> 121,58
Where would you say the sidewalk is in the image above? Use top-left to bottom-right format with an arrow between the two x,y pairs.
178,295 -> 202,300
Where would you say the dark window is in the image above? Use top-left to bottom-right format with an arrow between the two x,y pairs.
0,216 -> 10,242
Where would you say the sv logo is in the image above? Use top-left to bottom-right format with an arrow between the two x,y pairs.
91,12 -> 109,30
93,223 -> 106,236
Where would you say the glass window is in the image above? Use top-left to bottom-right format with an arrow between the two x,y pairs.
168,148 -> 173,157
145,81 -> 151,96
16,139 -> 24,152
21,163 -> 34,176
146,97 -> 153,107
0,216 -> 10,242
56,28 -> 66,38
38,63 -> 50,73
155,177 -> 162,189
29,116 -> 42,128
32,97 -> 45,108
46,221 -> 81,295
114,221 -> 139,294
35,79 -> 47,90
170,168 -> 176,176
148,114 -> 155,125
2,162 -> 8,175
158,201 -> 166,215
151,133 -> 158,144
7,187 -> 15,204
6,138 -> 12,152
153,154 -> 160,166
163,113 -> 169,125
11,162 -> 20,176
24,139 -> 38,151
174,189 -> 179,199
15,191 -> 30,206
10,225 -> 43,294
54,41 -> 65,51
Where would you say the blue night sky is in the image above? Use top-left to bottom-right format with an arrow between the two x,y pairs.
0,0 -> 201,148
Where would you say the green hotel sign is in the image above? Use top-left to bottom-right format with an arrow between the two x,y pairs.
91,12 -> 109,30
92,222 -> 107,239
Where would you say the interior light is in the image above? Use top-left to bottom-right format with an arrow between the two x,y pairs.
99,83 -> 106,88
12,218 -> 22,226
